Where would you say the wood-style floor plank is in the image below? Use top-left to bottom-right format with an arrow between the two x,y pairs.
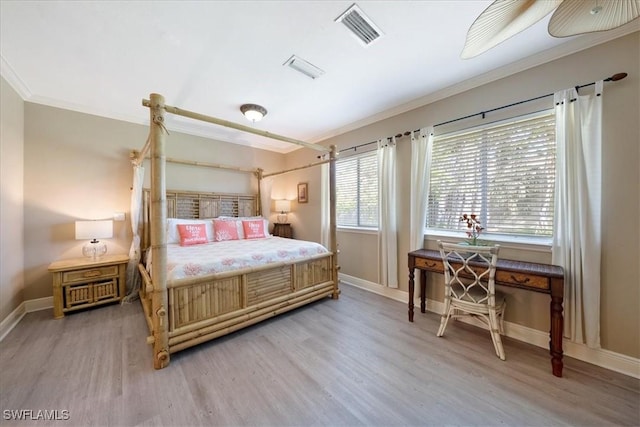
1,284 -> 638,426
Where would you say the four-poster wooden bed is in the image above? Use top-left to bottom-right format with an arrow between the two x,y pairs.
133,93 -> 339,369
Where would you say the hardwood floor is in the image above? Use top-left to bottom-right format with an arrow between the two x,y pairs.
1,284 -> 638,426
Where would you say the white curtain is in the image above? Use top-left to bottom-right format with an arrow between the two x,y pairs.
259,176 -> 273,219
320,160 -> 330,248
123,163 -> 145,302
552,81 -> 603,348
409,128 -> 433,251
378,138 -> 398,288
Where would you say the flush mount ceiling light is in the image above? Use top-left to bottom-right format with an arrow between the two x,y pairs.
240,104 -> 267,122
461,0 -> 640,59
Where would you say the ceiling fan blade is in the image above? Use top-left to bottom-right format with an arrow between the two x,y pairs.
548,0 -> 640,37
461,0 -> 562,59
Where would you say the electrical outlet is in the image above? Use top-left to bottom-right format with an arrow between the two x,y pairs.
113,212 -> 125,222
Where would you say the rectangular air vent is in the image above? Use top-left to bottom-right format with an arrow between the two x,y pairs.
335,3 -> 383,47
283,55 -> 325,79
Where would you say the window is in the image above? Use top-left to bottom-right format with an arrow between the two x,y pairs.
336,151 -> 378,228
427,110 -> 556,238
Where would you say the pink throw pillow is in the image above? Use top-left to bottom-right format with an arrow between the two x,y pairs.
177,223 -> 208,246
242,219 -> 266,239
213,219 -> 240,242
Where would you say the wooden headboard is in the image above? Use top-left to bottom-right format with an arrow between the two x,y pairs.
141,189 -> 258,249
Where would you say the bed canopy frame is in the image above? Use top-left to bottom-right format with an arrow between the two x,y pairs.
132,94 -> 338,369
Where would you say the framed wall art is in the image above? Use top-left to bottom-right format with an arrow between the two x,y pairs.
297,182 -> 308,203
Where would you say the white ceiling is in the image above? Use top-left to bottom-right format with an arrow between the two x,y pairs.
1,1 -> 637,153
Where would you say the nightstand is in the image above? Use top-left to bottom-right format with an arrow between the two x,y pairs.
48,254 -> 129,318
272,223 -> 293,238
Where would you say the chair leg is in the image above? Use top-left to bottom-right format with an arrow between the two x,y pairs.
437,298 -> 452,337
488,308 -> 505,360
499,303 -> 506,334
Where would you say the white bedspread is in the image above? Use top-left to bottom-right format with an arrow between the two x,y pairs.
164,237 -> 328,282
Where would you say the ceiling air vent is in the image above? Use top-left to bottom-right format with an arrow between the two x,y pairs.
283,55 -> 325,80
335,3 -> 383,47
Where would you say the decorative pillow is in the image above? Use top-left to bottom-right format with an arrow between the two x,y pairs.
217,216 -> 271,239
213,219 -> 240,242
177,223 -> 208,246
242,219 -> 266,239
167,218 -> 213,243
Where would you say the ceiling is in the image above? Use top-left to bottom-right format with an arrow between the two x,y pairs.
1,1 -> 637,153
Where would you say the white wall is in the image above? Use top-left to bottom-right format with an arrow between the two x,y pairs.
22,103 -> 285,301
0,77 -> 25,320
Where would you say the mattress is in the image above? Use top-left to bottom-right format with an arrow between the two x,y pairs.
161,236 -> 329,282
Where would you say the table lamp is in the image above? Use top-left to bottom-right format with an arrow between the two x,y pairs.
275,200 -> 291,224
75,220 -> 113,258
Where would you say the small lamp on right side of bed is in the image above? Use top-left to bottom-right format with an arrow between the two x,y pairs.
275,200 -> 291,224
75,219 -> 113,258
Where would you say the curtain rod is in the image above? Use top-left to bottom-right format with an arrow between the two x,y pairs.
336,72 -> 627,155
433,72 -> 627,128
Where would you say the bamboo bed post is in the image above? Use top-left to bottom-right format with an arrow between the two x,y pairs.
329,145 -> 339,299
256,168 -> 263,216
149,93 -> 170,369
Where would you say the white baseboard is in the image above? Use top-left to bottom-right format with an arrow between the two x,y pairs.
24,296 -> 53,313
0,303 -> 26,342
0,296 -> 52,342
340,273 -> 640,379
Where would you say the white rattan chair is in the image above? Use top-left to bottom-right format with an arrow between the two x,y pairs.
436,240 -> 506,360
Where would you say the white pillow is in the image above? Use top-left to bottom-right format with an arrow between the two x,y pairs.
166,218 -> 214,243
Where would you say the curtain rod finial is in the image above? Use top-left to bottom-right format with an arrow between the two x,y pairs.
606,72 -> 627,82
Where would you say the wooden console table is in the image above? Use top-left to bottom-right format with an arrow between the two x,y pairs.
408,249 -> 565,377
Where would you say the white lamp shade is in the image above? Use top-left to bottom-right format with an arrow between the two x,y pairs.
275,200 -> 291,213
75,220 -> 113,240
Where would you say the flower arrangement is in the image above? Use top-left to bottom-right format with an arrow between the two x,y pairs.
460,213 -> 484,245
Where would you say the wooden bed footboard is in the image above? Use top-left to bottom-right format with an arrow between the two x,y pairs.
139,253 -> 335,354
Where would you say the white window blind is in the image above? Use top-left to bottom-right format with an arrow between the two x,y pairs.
336,151 -> 378,228
427,110 -> 556,237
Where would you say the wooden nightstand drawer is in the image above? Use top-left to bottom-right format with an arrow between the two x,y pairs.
65,279 -> 119,309
272,223 -> 293,238
62,265 -> 119,284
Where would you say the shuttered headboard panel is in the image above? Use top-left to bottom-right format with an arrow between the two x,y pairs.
141,189 -> 258,249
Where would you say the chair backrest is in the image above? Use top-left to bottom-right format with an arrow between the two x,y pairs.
437,241 -> 500,304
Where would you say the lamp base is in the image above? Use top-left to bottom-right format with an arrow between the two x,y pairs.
277,213 -> 288,224
82,240 -> 107,259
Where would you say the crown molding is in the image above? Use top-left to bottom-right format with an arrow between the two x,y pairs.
0,54 -> 32,99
